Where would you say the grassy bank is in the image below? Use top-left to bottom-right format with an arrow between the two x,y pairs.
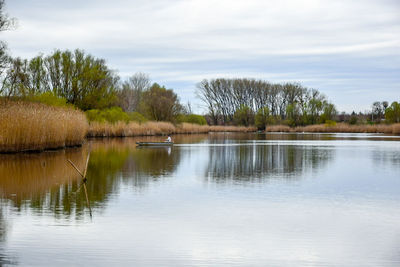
265,123 -> 400,134
0,100 -> 88,153
87,121 -> 257,137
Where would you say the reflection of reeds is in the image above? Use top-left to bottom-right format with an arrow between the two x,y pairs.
266,123 -> 400,135
0,148 -> 86,202
0,100 -> 88,152
393,124 -> 400,134
87,122 -> 257,137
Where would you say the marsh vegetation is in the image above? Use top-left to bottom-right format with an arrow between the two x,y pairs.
0,100 -> 87,152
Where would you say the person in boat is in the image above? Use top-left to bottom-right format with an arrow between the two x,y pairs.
165,135 -> 172,143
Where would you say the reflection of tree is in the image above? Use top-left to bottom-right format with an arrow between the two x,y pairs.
0,206 -> 16,266
0,209 -> 5,242
205,144 -> 333,182
85,144 -> 181,203
0,140 -> 181,220
372,149 -> 400,169
0,208 -> 7,265
69,145 -> 180,217
130,147 -> 179,176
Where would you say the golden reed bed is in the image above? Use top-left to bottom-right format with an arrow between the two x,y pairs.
0,100 -> 88,153
87,121 -> 257,137
266,123 -> 400,135
2,100 -> 398,153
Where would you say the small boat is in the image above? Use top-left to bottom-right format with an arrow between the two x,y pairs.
136,142 -> 174,146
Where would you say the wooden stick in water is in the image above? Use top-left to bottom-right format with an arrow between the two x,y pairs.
67,145 -> 92,217
74,181 -> 85,193
67,159 -> 84,178
83,147 -> 91,178
83,182 -> 92,217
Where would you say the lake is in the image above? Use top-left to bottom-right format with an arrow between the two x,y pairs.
1,133 -> 400,266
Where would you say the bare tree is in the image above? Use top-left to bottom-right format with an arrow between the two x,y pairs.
0,0 -> 16,83
0,0 -> 16,32
196,79 -> 220,124
118,72 -> 151,112
372,101 -> 386,122
196,78 -> 335,126
0,57 -> 29,97
382,101 -> 389,110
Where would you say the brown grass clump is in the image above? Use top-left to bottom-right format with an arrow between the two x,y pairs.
265,123 -> 400,135
142,121 -> 176,135
87,121 -> 257,137
175,123 -> 210,134
265,125 -> 292,132
0,100 -> 88,153
393,123 -> 400,134
87,121 -> 176,137
209,125 -> 257,132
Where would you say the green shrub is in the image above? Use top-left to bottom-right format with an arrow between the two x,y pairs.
128,112 -> 148,123
28,92 -> 69,107
255,107 -> 272,130
86,107 -> 130,123
185,114 -> 207,125
86,109 -> 104,123
233,105 -> 254,126
385,101 -> 400,123
177,114 -> 207,125
324,120 -> 337,126
349,116 -> 358,125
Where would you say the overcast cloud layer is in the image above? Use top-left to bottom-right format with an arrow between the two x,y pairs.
2,0 -> 400,113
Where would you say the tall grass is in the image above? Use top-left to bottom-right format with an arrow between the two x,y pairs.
0,100 -> 88,153
265,123 -> 400,135
87,121 -> 257,137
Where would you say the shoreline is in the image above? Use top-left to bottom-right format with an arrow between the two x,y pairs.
2,100 -> 399,153
2,125 -> 400,154
266,123 -> 400,134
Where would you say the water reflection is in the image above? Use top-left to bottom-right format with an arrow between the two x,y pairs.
0,134 -> 399,266
372,149 -> 400,169
205,144 -> 333,182
0,135 -> 339,220
0,139 -> 183,220
0,206 -> 16,266
3,133 -> 397,220
87,139 -> 181,193
209,132 -> 400,142
0,148 -> 87,212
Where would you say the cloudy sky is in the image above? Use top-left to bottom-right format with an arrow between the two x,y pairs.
2,0 -> 399,113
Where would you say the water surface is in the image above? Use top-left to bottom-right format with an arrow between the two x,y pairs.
1,133 -> 400,266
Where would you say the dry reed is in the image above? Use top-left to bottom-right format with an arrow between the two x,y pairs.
87,121 -> 257,137
0,100 -> 88,153
265,123 -> 400,135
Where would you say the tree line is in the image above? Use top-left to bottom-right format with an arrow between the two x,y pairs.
197,78 -> 337,127
1,48 -> 398,126
0,49 -> 119,110
339,101 -> 400,125
0,49 -> 186,121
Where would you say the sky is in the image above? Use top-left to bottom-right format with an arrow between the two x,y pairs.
2,0 -> 399,113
